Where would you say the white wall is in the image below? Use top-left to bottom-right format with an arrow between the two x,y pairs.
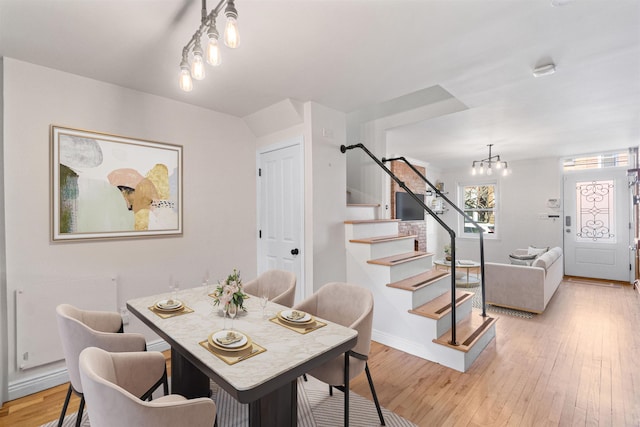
435,157 -> 564,263
2,58 -> 258,397
0,57 -> 7,405
305,102 -> 347,291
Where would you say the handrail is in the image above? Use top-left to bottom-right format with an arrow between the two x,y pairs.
341,143 -> 460,345
382,156 -> 487,317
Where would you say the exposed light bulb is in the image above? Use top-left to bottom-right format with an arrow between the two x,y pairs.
495,161 -> 502,169
487,164 -> 493,176
191,40 -> 206,80
206,21 -> 221,66
206,38 -> 221,66
179,59 -> 193,92
479,163 -> 484,175
224,16 -> 240,48
472,165 -> 477,175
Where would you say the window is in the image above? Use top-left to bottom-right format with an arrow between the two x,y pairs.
576,180 -> 615,243
460,183 -> 496,236
563,151 -> 628,171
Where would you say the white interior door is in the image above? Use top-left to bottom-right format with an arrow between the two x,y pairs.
563,168 -> 631,282
257,139 -> 304,303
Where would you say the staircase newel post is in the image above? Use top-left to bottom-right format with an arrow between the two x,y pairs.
449,232 -> 458,346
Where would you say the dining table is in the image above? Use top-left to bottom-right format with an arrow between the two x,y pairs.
127,285 -> 358,427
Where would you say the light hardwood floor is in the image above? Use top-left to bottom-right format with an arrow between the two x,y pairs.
1,278 -> 639,427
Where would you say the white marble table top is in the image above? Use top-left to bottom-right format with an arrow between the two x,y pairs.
127,285 -> 358,399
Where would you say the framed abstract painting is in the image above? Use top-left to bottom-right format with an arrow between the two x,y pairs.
50,125 -> 183,241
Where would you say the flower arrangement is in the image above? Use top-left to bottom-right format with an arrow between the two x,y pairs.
211,269 -> 248,310
444,244 -> 452,261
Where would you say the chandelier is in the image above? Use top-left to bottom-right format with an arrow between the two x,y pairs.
179,0 -> 240,92
471,144 -> 509,176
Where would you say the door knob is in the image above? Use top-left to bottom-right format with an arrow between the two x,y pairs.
291,248 -> 299,256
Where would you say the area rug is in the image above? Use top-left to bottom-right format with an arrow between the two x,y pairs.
463,285 -> 535,319
42,376 -> 415,427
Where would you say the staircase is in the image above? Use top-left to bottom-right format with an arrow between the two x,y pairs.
345,211 -> 497,372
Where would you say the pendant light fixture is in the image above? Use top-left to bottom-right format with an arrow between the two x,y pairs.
471,144 -> 510,176
179,0 -> 240,92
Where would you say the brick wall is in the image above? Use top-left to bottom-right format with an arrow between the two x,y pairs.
390,161 -> 427,252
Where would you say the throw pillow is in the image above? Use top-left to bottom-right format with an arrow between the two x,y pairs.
527,246 -> 549,257
509,253 -> 537,266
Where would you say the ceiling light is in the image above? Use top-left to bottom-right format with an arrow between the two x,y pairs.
224,0 -> 240,48
179,0 -> 240,91
471,144 -> 510,177
206,20 -> 222,66
179,55 -> 193,92
533,63 -> 556,77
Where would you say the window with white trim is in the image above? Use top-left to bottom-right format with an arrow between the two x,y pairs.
459,182 -> 497,237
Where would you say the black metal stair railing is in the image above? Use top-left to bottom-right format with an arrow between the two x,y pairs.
382,155 -> 487,318
341,143 -> 462,345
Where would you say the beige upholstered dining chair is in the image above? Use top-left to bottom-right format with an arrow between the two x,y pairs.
293,282 -> 385,426
243,269 -> 297,307
79,347 -> 217,427
55,304 -> 168,427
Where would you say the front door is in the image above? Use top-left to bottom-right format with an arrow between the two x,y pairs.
257,138 -> 304,303
563,167 -> 631,282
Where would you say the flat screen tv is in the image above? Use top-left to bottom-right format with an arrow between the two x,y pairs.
395,192 -> 425,221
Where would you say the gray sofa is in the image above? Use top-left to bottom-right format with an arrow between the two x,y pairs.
484,247 -> 563,313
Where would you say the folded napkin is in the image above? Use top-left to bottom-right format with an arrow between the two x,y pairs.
287,310 -> 306,320
216,331 -> 242,346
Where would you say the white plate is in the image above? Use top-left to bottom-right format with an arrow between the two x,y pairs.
211,330 -> 248,349
280,309 -> 312,323
155,299 -> 183,311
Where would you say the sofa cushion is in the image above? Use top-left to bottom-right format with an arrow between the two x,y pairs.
509,253 -> 537,266
532,248 -> 561,270
528,246 -> 549,257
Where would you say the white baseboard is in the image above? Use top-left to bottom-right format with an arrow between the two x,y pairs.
8,339 -> 169,401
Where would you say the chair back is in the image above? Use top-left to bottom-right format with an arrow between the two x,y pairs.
294,282 -> 374,385
56,304 -> 145,392
243,269 -> 297,307
313,282 -> 373,357
79,347 -> 216,427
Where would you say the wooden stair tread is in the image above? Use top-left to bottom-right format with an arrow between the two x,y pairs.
409,290 -> 473,320
344,219 -> 401,224
387,269 -> 451,291
350,234 -> 417,244
347,203 -> 380,207
433,314 -> 498,353
367,251 -> 432,266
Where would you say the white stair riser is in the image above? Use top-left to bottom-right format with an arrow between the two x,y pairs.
433,297 -> 473,338
346,205 -> 379,221
462,323 -> 497,371
411,276 -> 451,308
358,239 -> 416,259
389,257 -> 433,282
345,222 -> 399,240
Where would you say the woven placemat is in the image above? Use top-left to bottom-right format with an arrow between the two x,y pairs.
269,316 -> 327,334
199,340 -> 266,365
148,305 -> 194,319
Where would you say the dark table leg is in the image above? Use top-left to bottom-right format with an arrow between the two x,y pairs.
171,348 -> 210,398
249,379 -> 298,427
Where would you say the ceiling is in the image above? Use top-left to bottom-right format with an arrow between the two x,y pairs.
1,0 -> 639,170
